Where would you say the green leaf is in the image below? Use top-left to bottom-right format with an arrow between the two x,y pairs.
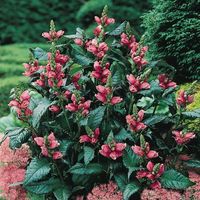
144,115 -> 166,126
160,169 -> 195,189
30,47 -> 48,61
84,146 -> 95,165
185,160 -> 200,168
88,106 -> 106,129
74,54 -> 93,66
59,140 -> 74,156
24,158 -> 51,185
123,182 -> 140,200
137,97 -> 155,109
71,44 -> 85,55
114,174 -> 128,192
69,163 -> 103,175
108,21 -> 127,36
32,98 -> 51,129
25,178 -> 60,194
110,62 -> 124,86
123,147 -> 141,169
3,127 -> 31,149
182,109 -> 200,119
70,64 -> 82,76
53,186 -> 71,200
28,192 -> 45,200
115,128 -> 133,141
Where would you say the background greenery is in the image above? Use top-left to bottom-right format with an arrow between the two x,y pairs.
143,0 -> 200,82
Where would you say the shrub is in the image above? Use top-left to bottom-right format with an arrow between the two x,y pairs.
1,7 -> 200,199
142,0 -> 200,82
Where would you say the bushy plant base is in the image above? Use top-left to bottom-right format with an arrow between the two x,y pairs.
0,7 -> 200,200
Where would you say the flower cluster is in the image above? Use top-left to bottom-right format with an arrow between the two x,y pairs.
158,74 -> 177,89
95,85 -> 123,105
8,90 -> 32,118
34,132 -> 62,160
127,74 -> 150,93
80,128 -> 100,144
126,110 -> 147,132
121,33 -> 148,70
86,181 -> 122,200
65,94 -> 91,116
0,136 -> 29,200
172,130 -> 195,145
176,90 -> 194,107
23,60 -> 40,77
99,141 -> 126,160
136,161 -> 164,189
91,61 -> 111,83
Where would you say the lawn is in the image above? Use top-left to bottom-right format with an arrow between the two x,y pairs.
0,43 -> 48,117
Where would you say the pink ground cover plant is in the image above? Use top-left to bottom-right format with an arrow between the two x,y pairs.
1,6 -> 200,200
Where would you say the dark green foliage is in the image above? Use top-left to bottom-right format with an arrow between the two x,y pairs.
77,0 -> 152,38
0,0 -> 152,44
0,0 -> 84,44
143,0 -> 200,82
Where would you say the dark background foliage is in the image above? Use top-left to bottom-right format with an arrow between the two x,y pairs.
0,0 -> 152,44
143,0 -> 200,82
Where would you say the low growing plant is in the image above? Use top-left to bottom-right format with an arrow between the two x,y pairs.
1,7 -> 200,200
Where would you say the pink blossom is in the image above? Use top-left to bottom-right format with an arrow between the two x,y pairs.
95,85 -> 123,105
85,181 -> 122,200
49,105 -> 60,113
48,132 -> 60,149
120,33 -> 136,49
176,90 -> 194,107
158,74 -> 177,89
48,50 -> 69,65
23,61 -> 40,77
136,162 -> 164,185
99,142 -> 126,160
80,128 -> 100,144
127,74 -> 150,93
172,130 -> 195,145
74,38 -> 83,46
93,25 -> 102,36
64,90 -> 71,99
126,110 -> 147,132
94,15 -> 115,26
72,73 -> 81,90
132,142 -> 158,159
42,30 -> 64,41
91,61 -> 111,83
34,137 -> 44,147
52,151 -> 63,160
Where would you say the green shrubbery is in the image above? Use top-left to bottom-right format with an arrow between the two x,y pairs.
143,0 -> 200,82
0,0 -> 152,44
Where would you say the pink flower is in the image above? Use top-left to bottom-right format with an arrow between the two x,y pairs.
95,85 -> 123,105
93,25 -> 102,36
80,128 -> 100,144
158,74 -> 177,89
136,161 -> 164,183
94,15 -> 115,26
172,130 -> 195,145
149,181 -> 161,189
127,74 -> 150,93
34,137 -> 44,147
74,38 -> 83,46
126,110 -> 147,132
72,73 -> 81,90
132,142 -> 158,159
48,50 -> 69,65
176,90 -> 194,107
120,33 -> 136,49
99,142 -> 126,160
42,30 -> 64,41
86,39 -> 108,59
23,61 -> 40,77
52,151 -> 63,160
48,132 -> 60,149
86,181 -> 122,200
91,61 -> 111,83
65,94 -> 91,116
64,90 -> 71,99
49,105 -> 60,113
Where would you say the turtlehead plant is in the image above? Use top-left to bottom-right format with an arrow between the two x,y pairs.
1,6 -> 200,200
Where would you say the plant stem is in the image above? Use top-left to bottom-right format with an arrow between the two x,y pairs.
54,161 -> 64,183
128,95 -> 135,114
